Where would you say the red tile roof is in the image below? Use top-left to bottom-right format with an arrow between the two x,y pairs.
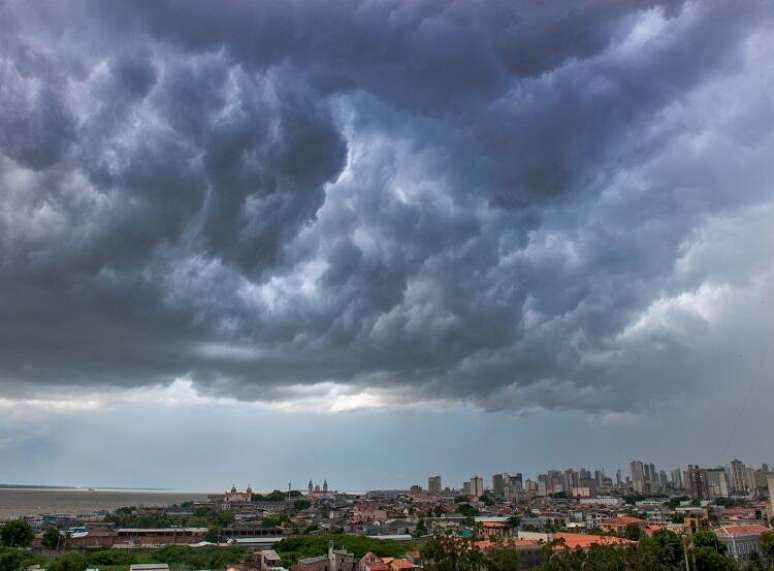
474,539 -> 539,550
389,559 -> 416,570
553,533 -> 635,550
603,516 -> 646,526
716,524 -> 769,537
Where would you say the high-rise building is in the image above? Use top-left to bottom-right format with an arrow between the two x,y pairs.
492,473 -> 505,496
463,481 -> 471,495
616,469 -> 622,486
730,459 -> 748,494
537,474 -> 548,496
630,461 -> 645,494
471,475 -> 484,498
428,475 -> 442,495
745,466 -> 757,494
686,465 -> 709,499
670,468 -> 684,489
706,468 -> 730,498
768,474 -> 774,519
659,470 -> 668,491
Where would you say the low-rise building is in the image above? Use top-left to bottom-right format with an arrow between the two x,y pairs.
716,524 -> 769,567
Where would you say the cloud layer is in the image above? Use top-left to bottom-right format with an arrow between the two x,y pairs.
2,0 -> 774,415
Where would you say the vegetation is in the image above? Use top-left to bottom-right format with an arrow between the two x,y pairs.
456,503 -> 479,518
251,490 -> 300,502
760,530 -> 774,567
414,519 -> 427,537
0,520 -> 33,548
105,506 -> 234,529
478,495 -> 495,506
48,552 -> 87,571
0,544 -> 248,571
420,529 -> 742,571
623,523 -> 644,541
0,546 -> 38,571
42,527 -> 62,550
294,499 -> 312,510
275,535 -> 408,566
432,505 -> 448,517
668,497 -> 689,509
421,536 -> 486,571
262,514 -> 290,528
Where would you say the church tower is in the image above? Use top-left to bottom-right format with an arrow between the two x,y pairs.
308,480 -> 314,495
323,479 -> 328,493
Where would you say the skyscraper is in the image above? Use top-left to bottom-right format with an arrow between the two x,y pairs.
706,468 -> 729,498
730,459 -> 748,494
471,475 -> 484,498
768,474 -> 774,519
670,468 -> 683,489
492,473 -> 505,496
686,465 -> 709,499
630,461 -> 645,494
428,475 -> 442,495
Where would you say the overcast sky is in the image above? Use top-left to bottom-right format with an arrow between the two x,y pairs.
1,0 -> 774,491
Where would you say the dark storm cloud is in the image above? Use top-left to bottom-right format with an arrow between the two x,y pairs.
1,0 -> 774,413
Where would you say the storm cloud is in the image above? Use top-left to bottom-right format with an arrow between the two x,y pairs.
2,0 -> 774,417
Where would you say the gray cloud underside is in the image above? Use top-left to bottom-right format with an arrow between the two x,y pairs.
2,0 -> 774,413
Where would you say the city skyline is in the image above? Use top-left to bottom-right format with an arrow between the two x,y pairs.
2,0 -> 774,490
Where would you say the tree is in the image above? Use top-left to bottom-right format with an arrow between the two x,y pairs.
204,525 -> 222,543
433,505 -> 448,517
641,529 -> 683,568
49,553 -> 87,571
693,547 -> 738,571
456,503 -> 479,518
215,510 -> 235,527
623,522 -> 644,541
759,531 -> 774,567
42,527 -> 62,550
693,530 -> 725,554
414,519 -> 427,537
479,495 -> 494,506
0,550 -> 24,571
294,499 -> 312,511
484,545 -> 521,571
746,551 -> 766,571
0,520 -> 33,548
421,537 -> 485,571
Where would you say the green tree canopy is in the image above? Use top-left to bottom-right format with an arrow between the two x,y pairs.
759,531 -> 774,567
456,503 -> 479,518
693,530 -> 724,553
42,527 -> 62,550
693,547 -> 738,571
0,520 -> 34,548
294,498 -> 312,511
48,552 -> 87,571
623,522 -> 644,541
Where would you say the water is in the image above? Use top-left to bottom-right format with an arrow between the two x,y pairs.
0,488 -> 211,519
